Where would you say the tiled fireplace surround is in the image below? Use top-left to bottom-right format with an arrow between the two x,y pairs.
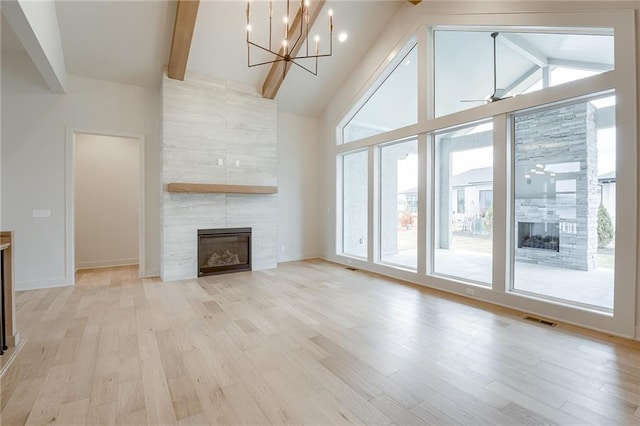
161,73 -> 277,281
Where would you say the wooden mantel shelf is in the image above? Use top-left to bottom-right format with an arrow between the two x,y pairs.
167,183 -> 278,194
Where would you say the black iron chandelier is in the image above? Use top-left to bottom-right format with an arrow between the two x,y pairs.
246,0 -> 333,77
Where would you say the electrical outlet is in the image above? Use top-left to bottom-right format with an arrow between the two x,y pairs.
465,288 -> 475,296
217,158 -> 224,166
33,209 -> 51,218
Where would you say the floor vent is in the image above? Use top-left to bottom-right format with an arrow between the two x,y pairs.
523,316 -> 557,327
345,267 -> 358,271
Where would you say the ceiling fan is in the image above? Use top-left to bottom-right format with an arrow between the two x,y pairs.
461,32 -> 512,104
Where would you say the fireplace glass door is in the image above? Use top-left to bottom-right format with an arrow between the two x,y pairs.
198,228 -> 251,276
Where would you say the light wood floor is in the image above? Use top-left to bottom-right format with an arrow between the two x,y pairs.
1,260 -> 639,425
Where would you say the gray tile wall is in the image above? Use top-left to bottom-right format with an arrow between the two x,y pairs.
514,102 -> 598,271
161,73 -> 277,280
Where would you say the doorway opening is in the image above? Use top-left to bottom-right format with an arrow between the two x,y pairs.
69,131 -> 145,282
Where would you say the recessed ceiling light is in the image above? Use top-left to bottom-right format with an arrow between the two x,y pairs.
338,32 -> 348,42
404,60 -> 411,66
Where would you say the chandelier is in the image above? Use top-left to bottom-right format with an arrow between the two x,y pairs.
246,0 -> 333,77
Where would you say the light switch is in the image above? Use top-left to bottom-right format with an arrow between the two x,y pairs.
33,209 -> 51,218
235,160 -> 240,167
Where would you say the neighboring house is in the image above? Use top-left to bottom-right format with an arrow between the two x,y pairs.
401,167 -> 493,230
404,166 -> 616,235
451,166 -> 493,219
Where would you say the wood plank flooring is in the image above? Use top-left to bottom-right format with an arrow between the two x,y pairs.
1,260 -> 639,425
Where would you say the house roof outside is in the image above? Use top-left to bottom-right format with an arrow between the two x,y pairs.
598,171 -> 616,183
401,166 -> 616,195
451,166 -> 493,187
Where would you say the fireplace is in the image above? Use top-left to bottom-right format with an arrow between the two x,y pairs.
517,222 -> 559,252
198,228 -> 251,276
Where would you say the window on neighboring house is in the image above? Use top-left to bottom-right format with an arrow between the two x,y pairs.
456,189 -> 465,214
479,190 -> 493,216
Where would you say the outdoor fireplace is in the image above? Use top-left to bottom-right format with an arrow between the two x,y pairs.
198,228 -> 251,276
517,222 -> 559,252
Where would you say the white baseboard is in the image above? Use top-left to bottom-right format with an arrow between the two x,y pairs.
160,272 -> 195,282
252,260 -> 277,271
277,253 -> 323,263
0,337 -> 25,377
143,267 -> 160,278
16,277 -> 72,291
76,258 -> 139,270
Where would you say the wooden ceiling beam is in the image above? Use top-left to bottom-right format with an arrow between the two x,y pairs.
168,0 -> 200,81
261,0 -> 326,99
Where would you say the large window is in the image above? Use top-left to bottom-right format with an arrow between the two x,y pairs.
342,40 -> 418,144
380,139 -> 418,269
335,11 -> 635,337
434,122 -> 493,285
511,95 -> 616,310
342,150 -> 368,258
434,30 -> 613,117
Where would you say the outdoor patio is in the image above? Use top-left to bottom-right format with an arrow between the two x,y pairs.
383,232 -> 614,310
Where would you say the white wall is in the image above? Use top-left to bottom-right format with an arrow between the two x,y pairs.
1,50 -> 161,289
320,1 -> 640,340
74,133 -> 139,269
277,112 -> 321,262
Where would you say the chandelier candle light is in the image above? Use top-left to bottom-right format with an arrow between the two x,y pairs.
246,0 -> 333,77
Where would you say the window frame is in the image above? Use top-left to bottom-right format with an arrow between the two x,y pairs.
333,10 -> 636,338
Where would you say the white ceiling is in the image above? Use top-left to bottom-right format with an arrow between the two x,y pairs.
2,2 -> 614,119
188,0 -> 404,116
54,0 -> 176,89
1,0 -> 404,118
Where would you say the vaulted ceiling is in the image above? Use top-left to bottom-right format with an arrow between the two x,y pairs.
1,0 -> 405,117
3,1 -> 613,120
